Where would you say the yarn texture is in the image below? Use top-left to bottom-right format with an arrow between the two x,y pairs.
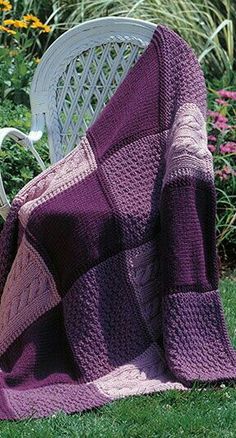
0,24 -> 235,420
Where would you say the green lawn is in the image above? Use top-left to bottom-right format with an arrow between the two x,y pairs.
0,273 -> 235,438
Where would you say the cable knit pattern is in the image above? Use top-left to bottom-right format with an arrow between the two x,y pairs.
0,234 -> 60,355
95,343 -> 187,398
130,241 -> 162,341
0,24 -> 235,420
163,103 -> 214,186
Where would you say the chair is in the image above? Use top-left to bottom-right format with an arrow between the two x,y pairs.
0,17 -> 156,220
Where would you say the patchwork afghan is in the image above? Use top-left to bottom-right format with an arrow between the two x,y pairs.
0,24 -> 235,420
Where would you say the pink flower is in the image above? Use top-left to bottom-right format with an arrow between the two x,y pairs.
207,112 -> 230,130
215,98 -> 229,107
208,144 -> 216,153
214,121 -> 231,131
220,142 -> 236,154
218,89 -> 236,100
215,165 -> 236,180
217,114 -> 228,123
215,169 -> 227,180
207,110 -> 220,119
208,135 -> 217,142
220,144 -> 231,153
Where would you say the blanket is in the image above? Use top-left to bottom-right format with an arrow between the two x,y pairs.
0,24 -> 235,420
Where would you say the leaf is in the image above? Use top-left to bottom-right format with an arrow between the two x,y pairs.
19,63 -> 28,76
23,39 -> 34,49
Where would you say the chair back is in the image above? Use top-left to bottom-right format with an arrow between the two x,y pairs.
30,17 -> 156,163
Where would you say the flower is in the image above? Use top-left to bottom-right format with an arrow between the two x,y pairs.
23,14 -> 41,23
208,144 -> 216,153
218,114 -> 228,123
220,142 -> 236,154
208,135 -> 217,142
23,14 -> 51,32
215,165 -> 236,180
207,110 -> 220,119
0,24 -> 16,34
215,98 -> 229,107
2,19 -> 15,25
9,49 -> 18,56
12,20 -> 27,28
30,21 -> 51,33
214,121 -> 231,131
209,113 -> 231,131
34,57 -> 41,64
218,89 -> 236,100
3,19 -> 27,28
0,0 -> 12,12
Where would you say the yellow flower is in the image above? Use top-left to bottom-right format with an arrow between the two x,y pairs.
9,49 -> 18,56
23,14 -> 41,23
23,14 -> 51,32
34,57 -> 41,64
2,19 -> 15,25
14,20 -> 27,28
29,20 -> 41,28
3,19 -> 28,28
31,21 -> 51,33
0,24 -> 16,35
0,0 -> 12,12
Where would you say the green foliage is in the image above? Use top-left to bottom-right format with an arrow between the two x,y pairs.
11,0 -> 58,52
55,0 -> 236,78
0,1 -> 53,105
0,99 -> 49,204
0,46 -> 35,106
2,0 -> 235,81
206,78 -> 236,266
0,0 -> 235,107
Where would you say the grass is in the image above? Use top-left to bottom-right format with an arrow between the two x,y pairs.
0,272 -> 235,437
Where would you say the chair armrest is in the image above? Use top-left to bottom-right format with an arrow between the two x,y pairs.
0,127 -> 47,220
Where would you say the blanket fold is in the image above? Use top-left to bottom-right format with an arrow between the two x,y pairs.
0,24 -> 235,420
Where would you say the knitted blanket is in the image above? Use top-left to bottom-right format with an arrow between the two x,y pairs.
0,24 -> 235,420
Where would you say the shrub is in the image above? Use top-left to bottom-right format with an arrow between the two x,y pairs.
206,81 -> 236,268
0,1 -> 52,105
0,100 -> 50,228
55,0 -> 236,78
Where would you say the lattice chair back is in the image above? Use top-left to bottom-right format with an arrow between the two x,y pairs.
0,18 -> 156,219
30,17 -> 156,163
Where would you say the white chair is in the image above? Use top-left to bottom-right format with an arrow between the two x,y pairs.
0,17 -> 156,220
